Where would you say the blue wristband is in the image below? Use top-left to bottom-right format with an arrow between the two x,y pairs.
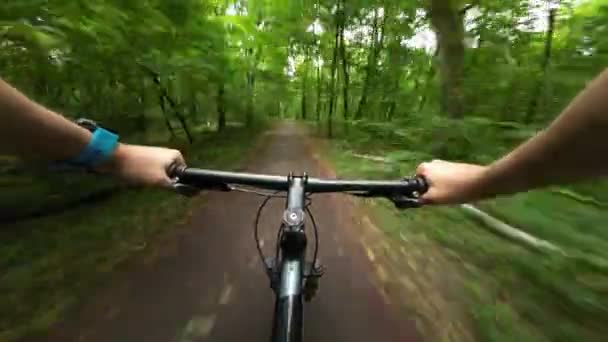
70,127 -> 119,167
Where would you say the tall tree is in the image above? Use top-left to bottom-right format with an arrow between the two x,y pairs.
301,56 -> 309,120
217,82 -> 226,131
338,5 -> 350,120
326,0 -> 342,137
355,6 -> 387,120
316,58 -> 323,123
428,0 -> 466,118
525,6 -> 558,123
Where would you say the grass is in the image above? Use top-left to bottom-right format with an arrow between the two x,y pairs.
320,121 -> 608,342
0,124 -> 264,342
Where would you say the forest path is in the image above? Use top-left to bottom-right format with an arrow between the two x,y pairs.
47,121 -> 421,342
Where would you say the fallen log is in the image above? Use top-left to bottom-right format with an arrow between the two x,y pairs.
351,153 -> 390,163
460,204 -> 565,255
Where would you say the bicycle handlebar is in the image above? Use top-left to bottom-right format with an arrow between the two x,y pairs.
172,167 -> 428,207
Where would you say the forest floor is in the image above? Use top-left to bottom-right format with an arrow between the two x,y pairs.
36,121 -> 474,342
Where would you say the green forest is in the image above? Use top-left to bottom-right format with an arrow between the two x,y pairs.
2,0 -> 608,341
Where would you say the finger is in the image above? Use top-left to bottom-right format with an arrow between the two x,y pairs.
418,194 -> 434,205
166,160 -> 184,179
419,190 -> 437,205
175,151 -> 186,165
166,151 -> 186,179
159,174 -> 174,188
416,162 -> 429,175
169,149 -> 186,166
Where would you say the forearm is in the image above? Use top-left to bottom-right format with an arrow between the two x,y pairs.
477,69 -> 608,197
0,78 -> 91,160
0,79 -> 185,188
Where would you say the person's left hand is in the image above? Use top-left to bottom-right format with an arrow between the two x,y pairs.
98,144 -> 185,188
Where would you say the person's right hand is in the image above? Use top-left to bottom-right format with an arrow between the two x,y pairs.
416,159 -> 488,205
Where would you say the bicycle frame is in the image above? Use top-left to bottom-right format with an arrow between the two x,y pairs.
172,167 -> 426,342
271,175 -> 307,342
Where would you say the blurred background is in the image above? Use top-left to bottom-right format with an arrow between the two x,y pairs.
1,0 -> 607,341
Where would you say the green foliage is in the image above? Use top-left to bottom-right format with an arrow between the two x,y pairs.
0,0 -> 292,131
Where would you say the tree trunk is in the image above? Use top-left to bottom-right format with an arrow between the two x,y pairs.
500,78 -> 520,121
428,0 -> 466,118
327,2 -> 341,138
417,47 -> 440,112
339,13 -> 349,120
217,83 -> 226,132
159,96 -> 176,139
147,70 -> 193,142
190,81 -> 199,122
161,86 -> 193,143
138,77 -> 147,131
313,0 -> 323,125
525,8 -> 556,123
246,46 -> 260,127
355,8 -> 380,120
316,61 -> 322,123
386,102 -> 396,120
383,75 -> 400,120
382,34 -> 404,121
174,111 -> 193,143
246,71 -> 255,126
301,61 -> 308,120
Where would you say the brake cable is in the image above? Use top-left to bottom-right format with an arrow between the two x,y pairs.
253,192 -> 279,271
252,191 -> 320,278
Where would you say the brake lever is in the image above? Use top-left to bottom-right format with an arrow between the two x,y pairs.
389,195 -> 422,209
348,191 -> 376,198
169,164 -> 232,196
350,191 -> 422,209
171,181 -> 233,196
171,182 -> 201,197
391,176 -> 427,209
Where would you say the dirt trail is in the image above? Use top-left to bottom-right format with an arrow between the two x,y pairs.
47,122 -> 421,342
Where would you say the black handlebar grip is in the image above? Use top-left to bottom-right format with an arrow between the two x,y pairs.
414,176 -> 429,195
168,163 -> 187,179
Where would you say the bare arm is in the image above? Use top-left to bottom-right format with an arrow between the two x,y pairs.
417,68 -> 608,204
0,78 -> 184,187
0,79 -> 92,159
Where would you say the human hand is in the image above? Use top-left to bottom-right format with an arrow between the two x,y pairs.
416,159 -> 488,205
98,144 -> 185,188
